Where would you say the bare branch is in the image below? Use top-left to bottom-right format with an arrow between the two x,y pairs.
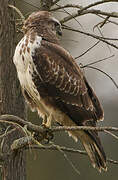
75,41 -> 100,59
1,115 -> 118,135
62,25 -> 118,49
0,115 -> 44,134
8,4 -> 25,23
0,128 -> 16,140
1,114 -> 118,167
79,0 -> 118,10
20,0 -> 40,10
11,138 -> 118,166
93,26 -> 112,53
52,126 -> 118,132
30,145 -> 118,165
97,14 -> 118,26
81,54 -> 115,67
51,4 -> 82,11
82,65 -> 118,89
99,16 -> 110,28
11,136 -> 37,150
59,1 -> 118,23
51,1 -> 118,12
61,10 -> 118,24
104,130 -> 118,140
54,4 -> 83,29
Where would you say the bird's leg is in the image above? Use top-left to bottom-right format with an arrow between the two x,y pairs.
41,114 -> 53,143
45,113 -> 53,128
42,114 -> 48,126
42,114 -> 52,128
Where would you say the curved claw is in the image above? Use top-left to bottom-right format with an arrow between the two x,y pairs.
34,124 -> 54,143
41,124 -> 54,143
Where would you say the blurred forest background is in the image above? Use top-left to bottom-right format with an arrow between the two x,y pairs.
5,0 -> 118,179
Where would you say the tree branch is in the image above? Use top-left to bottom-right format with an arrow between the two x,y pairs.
75,41 -> 100,59
61,9 -> 118,24
82,65 -> 118,90
80,54 -> 115,67
10,138 -> 118,166
97,14 -> 118,26
1,114 -> 118,134
55,1 -> 118,24
0,115 -> 44,133
62,25 -> 118,50
8,4 -> 25,23
52,126 -> 118,132
51,0 -> 118,12
51,4 -> 82,11
0,114 -> 118,168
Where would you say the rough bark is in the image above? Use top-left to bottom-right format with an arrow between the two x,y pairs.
0,0 -> 54,179
0,0 -> 26,180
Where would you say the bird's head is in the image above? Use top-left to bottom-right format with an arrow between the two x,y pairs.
23,11 -> 62,37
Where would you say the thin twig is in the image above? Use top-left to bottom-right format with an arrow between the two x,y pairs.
51,143 -> 80,175
12,141 -> 118,165
8,4 -> 25,23
100,16 -> 110,28
82,65 -> 118,89
61,10 -> 118,23
78,0 -> 118,11
97,14 -> 118,26
94,26 -> 111,53
75,41 -> 100,59
25,144 -> 87,154
51,4 -> 82,11
104,130 -> 118,140
20,0 -> 40,10
55,4 -> 83,29
0,114 -> 118,167
80,9 -> 118,19
62,25 -> 118,49
81,54 -> 115,67
51,1 -> 118,12
60,1 -> 118,23
0,128 -> 16,140
64,25 -> 118,41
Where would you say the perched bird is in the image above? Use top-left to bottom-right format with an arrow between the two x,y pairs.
13,11 -> 107,172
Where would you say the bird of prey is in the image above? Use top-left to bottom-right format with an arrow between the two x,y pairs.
13,11 -> 107,172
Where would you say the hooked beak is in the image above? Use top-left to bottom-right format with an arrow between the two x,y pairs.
57,26 -> 62,36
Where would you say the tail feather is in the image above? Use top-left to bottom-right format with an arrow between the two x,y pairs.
82,138 -> 107,172
68,130 -> 107,172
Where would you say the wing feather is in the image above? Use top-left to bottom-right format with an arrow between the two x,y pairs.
32,39 -> 104,124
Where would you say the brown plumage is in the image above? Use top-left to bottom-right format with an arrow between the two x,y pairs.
13,11 -> 107,172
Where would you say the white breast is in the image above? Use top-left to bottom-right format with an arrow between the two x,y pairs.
13,34 -> 42,98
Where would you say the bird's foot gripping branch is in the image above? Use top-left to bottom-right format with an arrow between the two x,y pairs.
0,114 -> 118,172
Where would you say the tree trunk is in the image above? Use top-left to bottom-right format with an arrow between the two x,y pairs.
0,0 -> 53,179
0,0 -> 26,180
